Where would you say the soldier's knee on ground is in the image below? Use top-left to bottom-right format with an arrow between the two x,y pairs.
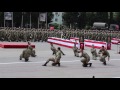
75,53 -> 79,57
31,51 -> 36,57
33,50 -> 35,54
81,59 -> 85,63
100,58 -> 104,62
25,58 -> 29,62
100,56 -> 105,61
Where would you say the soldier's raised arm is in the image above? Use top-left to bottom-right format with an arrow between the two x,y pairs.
98,49 -> 102,54
107,50 -> 110,61
60,50 -> 65,55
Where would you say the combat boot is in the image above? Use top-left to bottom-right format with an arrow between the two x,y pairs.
82,64 -> 88,67
52,63 -> 56,66
103,62 -> 106,65
20,55 -> 22,60
57,63 -> 60,67
52,52 -> 55,55
88,63 -> 92,67
20,57 -> 22,60
52,63 -> 60,67
25,59 -> 29,62
42,62 -> 48,66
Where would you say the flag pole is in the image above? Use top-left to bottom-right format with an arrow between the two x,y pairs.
21,12 -> 23,28
12,12 -> 13,29
46,12 -> 47,29
30,12 -> 31,29
38,12 -> 40,29
4,12 -> 5,29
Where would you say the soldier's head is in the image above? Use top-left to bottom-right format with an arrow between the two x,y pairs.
57,47 -> 61,50
101,46 -> 105,50
50,43 -> 53,46
74,42 -> 76,46
28,42 -> 31,45
92,44 -> 94,48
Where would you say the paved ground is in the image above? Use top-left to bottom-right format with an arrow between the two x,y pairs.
0,42 -> 120,78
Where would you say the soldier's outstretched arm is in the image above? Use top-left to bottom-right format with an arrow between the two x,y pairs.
98,49 -> 102,54
107,51 -> 110,61
60,50 -> 65,55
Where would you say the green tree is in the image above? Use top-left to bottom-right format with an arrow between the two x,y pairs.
109,12 -> 113,24
95,12 -> 108,23
62,12 -> 79,28
86,12 -> 96,27
115,12 -> 120,24
77,12 -> 87,29
0,12 -> 4,27
13,12 -> 22,27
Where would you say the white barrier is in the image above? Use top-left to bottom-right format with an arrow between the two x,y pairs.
70,37 -> 107,49
70,37 -> 120,45
111,38 -> 120,44
47,37 -> 80,48
47,37 -> 107,49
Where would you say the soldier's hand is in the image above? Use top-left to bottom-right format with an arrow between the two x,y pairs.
63,54 -> 65,55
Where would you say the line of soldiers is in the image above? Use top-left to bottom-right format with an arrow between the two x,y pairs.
43,42 -> 110,67
0,28 -> 120,42
73,43 -> 110,67
19,41 -> 110,67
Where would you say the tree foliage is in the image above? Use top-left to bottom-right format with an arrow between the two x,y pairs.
63,12 -> 116,29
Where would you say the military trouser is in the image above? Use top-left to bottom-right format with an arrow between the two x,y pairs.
74,51 -> 79,57
31,50 -> 36,57
100,55 -> 107,62
43,57 -> 60,66
52,50 -> 56,55
47,58 -> 60,63
81,58 -> 90,64
92,54 -> 97,60
20,54 -> 29,61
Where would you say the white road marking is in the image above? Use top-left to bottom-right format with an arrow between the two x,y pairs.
0,59 -> 119,65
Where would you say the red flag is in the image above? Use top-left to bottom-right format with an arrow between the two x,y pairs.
50,26 -> 54,30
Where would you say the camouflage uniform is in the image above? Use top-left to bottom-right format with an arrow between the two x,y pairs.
73,43 -> 79,57
20,48 -> 31,62
98,46 -> 110,65
91,45 -> 98,60
80,49 -> 92,67
42,47 -> 64,67
50,43 -> 57,55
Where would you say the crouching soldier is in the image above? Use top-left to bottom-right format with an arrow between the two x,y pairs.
79,49 -> 92,67
50,43 -> 65,55
91,44 -> 98,60
28,42 -> 36,57
42,47 -> 64,67
73,43 -> 79,57
20,46 -> 31,62
99,46 -> 110,65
